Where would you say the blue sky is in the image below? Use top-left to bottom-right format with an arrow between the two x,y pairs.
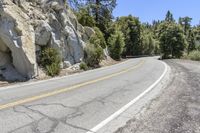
113,0 -> 200,25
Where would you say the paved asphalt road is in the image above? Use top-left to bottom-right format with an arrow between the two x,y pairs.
116,59 -> 200,133
0,57 -> 166,133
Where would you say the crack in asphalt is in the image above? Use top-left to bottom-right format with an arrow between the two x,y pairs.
8,84 -> 131,133
13,106 -> 35,121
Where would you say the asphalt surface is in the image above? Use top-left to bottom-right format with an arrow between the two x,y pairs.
116,59 -> 200,133
0,57 -> 166,133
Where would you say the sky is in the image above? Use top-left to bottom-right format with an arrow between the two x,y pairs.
113,0 -> 200,25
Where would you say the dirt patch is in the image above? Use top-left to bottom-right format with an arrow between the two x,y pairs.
100,57 -> 126,67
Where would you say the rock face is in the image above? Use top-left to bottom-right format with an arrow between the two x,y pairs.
0,0 -> 36,79
0,0 -> 96,80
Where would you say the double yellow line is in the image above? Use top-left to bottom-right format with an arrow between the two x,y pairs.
0,60 -> 145,110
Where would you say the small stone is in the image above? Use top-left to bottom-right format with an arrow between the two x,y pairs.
63,61 -> 71,69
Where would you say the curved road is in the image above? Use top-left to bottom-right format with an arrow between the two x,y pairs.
116,59 -> 200,133
0,57 -> 166,133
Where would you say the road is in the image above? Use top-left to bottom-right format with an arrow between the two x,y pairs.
116,59 -> 200,133
0,57 -> 167,133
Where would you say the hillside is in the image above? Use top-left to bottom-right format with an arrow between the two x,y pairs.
0,0 -> 98,81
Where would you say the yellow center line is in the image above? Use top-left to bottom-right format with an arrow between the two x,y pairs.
0,60 -> 145,110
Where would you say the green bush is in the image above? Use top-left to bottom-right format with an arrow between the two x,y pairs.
46,63 -> 60,76
84,43 -> 104,68
75,7 -> 96,27
108,30 -> 125,60
40,47 -> 61,76
90,27 -> 106,49
79,62 -> 88,71
188,50 -> 200,61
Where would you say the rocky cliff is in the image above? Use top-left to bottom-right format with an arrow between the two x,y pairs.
0,0 -> 95,81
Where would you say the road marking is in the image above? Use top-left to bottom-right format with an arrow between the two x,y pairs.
86,61 -> 168,133
0,60 -> 145,110
0,59 -> 132,91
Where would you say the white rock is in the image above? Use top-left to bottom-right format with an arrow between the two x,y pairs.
51,1 -> 63,11
0,0 -> 37,79
35,21 -> 51,46
84,26 -> 95,37
63,61 -> 71,69
103,47 -> 110,59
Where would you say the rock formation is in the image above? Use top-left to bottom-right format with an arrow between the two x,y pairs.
0,0 -> 96,81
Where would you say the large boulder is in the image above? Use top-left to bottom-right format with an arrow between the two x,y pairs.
46,5 -> 85,65
0,0 -> 37,79
35,21 -> 52,46
0,0 -> 106,80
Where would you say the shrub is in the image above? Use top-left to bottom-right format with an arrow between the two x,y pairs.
84,43 -> 104,67
188,50 -> 200,61
40,47 -> 61,76
108,30 -> 125,60
90,27 -> 106,49
75,7 -> 96,27
46,63 -> 60,76
79,62 -> 88,71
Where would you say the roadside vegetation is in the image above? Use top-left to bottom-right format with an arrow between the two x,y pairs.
184,50 -> 200,61
39,1 -> 200,76
69,0 -> 200,63
39,47 -> 61,76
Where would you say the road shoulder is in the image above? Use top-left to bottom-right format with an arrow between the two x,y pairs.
93,61 -> 171,133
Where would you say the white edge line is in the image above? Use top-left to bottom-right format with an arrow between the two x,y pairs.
86,61 -> 168,133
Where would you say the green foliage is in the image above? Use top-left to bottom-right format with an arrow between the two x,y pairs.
141,31 -> 160,55
45,63 -> 61,77
72,0 -> 116,39
79,62 -> 89,71
116,15 -> 142,56
40,48 -> 61,76
108,29 -> 125,60
187,30 -> 196,54
157,22 -> 187,58
90,27 -> 106,49
178,17 -> 196,54
187,50 -> 200,61
75,7 -> 96,27
72,3 -> 200,61
165,10 -> 175,22
84,43 -> 104,67
87,0 -> 116,37
84,27 -> 105,67
179,17 -> 192,35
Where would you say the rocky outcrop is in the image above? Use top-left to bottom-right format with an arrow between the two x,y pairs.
0,0 -> 36,79
0,0 -> 96,80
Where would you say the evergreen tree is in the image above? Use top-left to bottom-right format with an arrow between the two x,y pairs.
75,6 -> 96,27
158,22 -> 187,58
165,10 -> 175,22
179,17 -> 192,35
116,15 -> 142,56
187,29 -> 196,54
108,27 -> 125,60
